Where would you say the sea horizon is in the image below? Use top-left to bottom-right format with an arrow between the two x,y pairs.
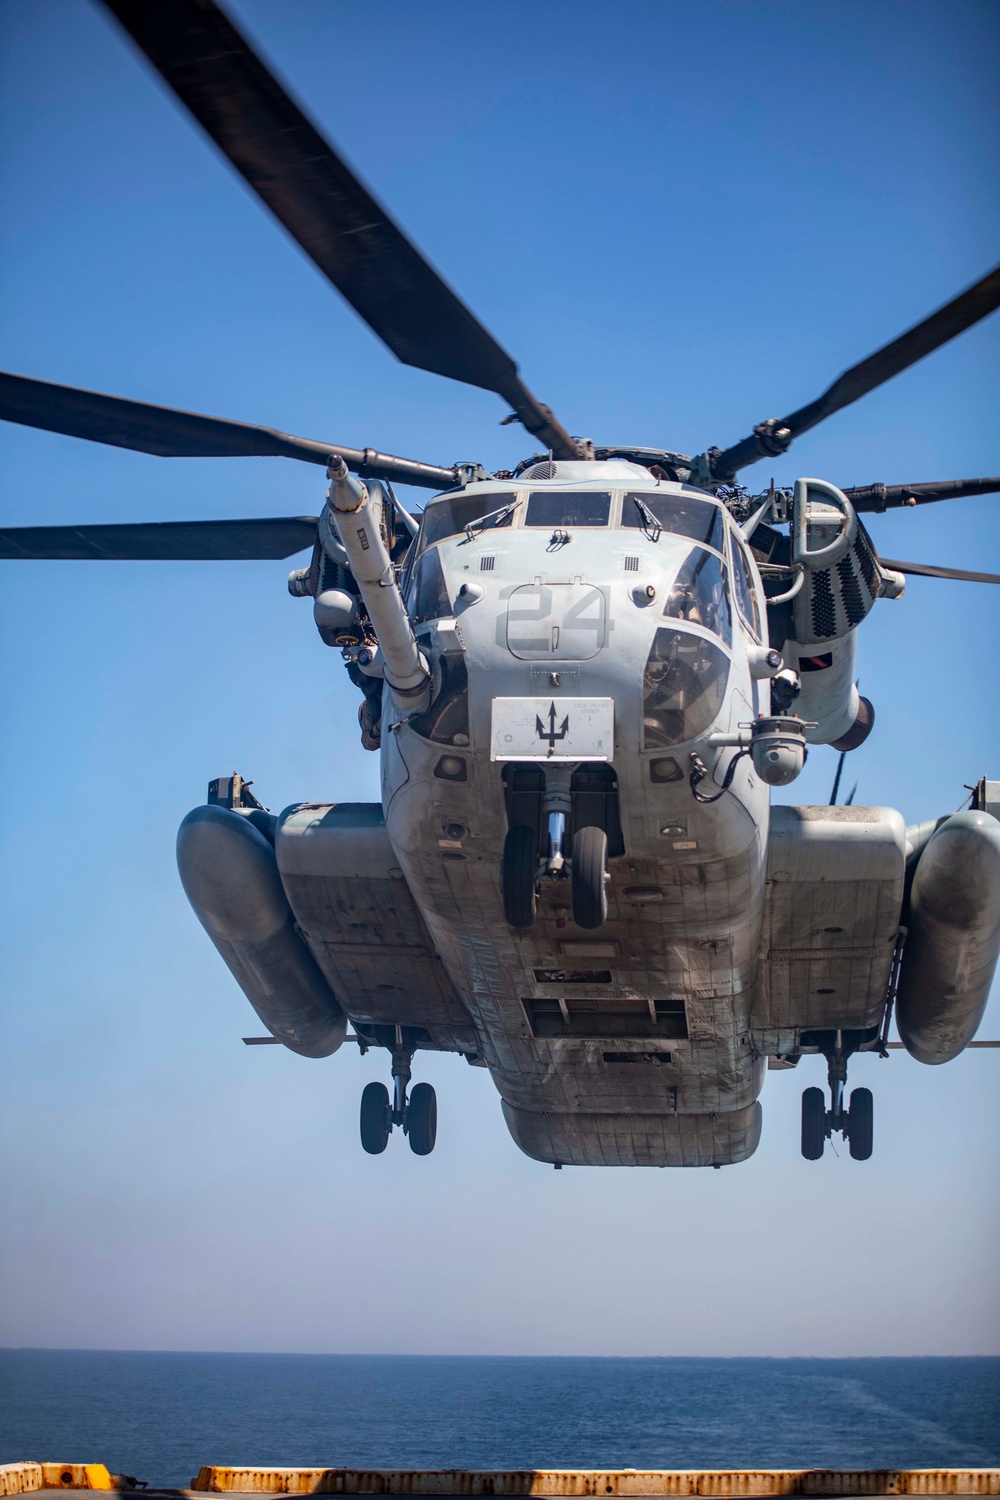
2,1350 -> 998,1484
4,1346 -> 1000,1360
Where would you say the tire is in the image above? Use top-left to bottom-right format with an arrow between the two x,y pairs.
572,826 -> 608,930
407,1081 -> 437,1156
801,1087 -> 827,1160
360,1081 -> 391,1154
502,825 -> 538,928
847,1086 -> 874,1160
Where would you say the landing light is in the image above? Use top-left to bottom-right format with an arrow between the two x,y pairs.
434,755 -> 467,781
649,756 -> 684,783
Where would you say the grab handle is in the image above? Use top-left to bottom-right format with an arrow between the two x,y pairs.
792,477 -> 858,570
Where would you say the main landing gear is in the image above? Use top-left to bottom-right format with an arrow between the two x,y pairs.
359,1031 -> 437,1156
801,1031 -> 873,1161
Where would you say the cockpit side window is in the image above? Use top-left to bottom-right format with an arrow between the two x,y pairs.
642,628 -> 730,748
419,491 -> 517,548
731,538 -> 762,639
406,546 -> 452,623
664,548 -> 732,646
623,493 -> 724,551
524,491 -> 611,527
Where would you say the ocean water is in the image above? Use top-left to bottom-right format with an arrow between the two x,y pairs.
1,1352 -> 998,1487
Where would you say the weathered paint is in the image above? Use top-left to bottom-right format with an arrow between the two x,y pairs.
0,1466 -> 114,1496
189,1469 -> 1000,1496
4,1467 -> 999,1497
376,474 -> 773,1166
0,1465 -> 41,1496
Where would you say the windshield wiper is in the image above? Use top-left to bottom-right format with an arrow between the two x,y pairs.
632,494 -> 662,542
464,496 -> 524,541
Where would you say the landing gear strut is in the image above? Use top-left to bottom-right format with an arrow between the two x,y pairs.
359,1029 -> 437,1156
800,1031 -> 873,1160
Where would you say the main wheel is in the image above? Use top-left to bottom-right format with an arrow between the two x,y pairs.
571,826 -> 608,930
407,1081 -> 437,1156
847,1086 -> 873,1160
502,825 -> 538,928
801,1087 -> 827,1160
360,1080 -> 391,1154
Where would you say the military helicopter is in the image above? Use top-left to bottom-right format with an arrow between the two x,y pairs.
3,0 -> 1000,1170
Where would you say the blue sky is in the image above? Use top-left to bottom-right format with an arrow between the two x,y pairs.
1,0 -> 998,1357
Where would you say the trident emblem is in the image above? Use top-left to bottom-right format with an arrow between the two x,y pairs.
536,701 -> 570,751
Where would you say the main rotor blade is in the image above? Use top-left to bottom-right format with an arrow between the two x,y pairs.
0,372 -> 459,490
879,557 -> 1000,584
844,477 -> 1000,512
709,264 -> 1000,479
98,0 -> 580,459
829,749 -> 846,806
0,516 -> 318,560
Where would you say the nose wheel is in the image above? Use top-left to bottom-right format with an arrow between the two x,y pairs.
359,1036 -> 437,1156
571,826 -> 609,930
501,825 -> 538,928
800,1034 -> 873,1160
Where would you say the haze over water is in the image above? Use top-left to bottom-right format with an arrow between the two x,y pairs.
2,1352 -> 999,1486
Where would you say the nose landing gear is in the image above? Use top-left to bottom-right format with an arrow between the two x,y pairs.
359,1031 -> 437,1156
501,766 -> 609,931
500,763 -> 620,932
501,820 -> 609,931
800,1032 -> 874,1160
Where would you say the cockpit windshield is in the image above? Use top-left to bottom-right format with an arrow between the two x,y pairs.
664,548 -> 732,646
623,492 -> 724,551
524,491 -> 611,527
419,491 -> 517,547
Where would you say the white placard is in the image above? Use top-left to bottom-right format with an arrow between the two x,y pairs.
490,697 -> 614,762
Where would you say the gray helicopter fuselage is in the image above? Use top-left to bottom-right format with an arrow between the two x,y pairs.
173,459 -> 1000,1168
381,462 -> 771,1140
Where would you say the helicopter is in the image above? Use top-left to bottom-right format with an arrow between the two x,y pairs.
2,0 -> 1000,1170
